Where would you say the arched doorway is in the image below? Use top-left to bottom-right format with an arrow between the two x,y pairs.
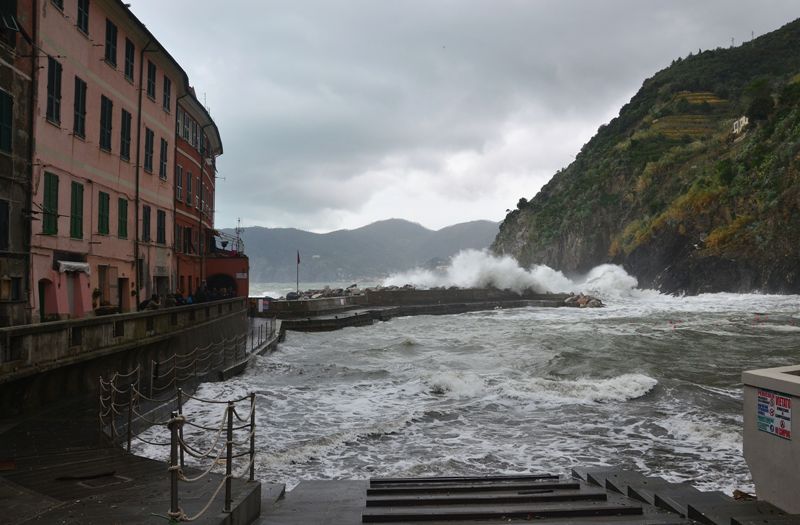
38,278 -> 56,322
206,273 -> 237,297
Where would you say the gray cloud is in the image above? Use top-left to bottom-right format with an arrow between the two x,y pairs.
131,0 -> 800,231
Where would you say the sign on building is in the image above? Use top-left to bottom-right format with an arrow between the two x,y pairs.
757,388 -> 792,440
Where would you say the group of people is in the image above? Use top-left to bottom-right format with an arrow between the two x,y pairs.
137,282 -> 237,311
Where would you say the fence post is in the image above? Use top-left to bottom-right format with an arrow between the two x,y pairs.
168,410 -> 180,520
150,360 -> 156,398
126,389 -> 133,453
177,388 -> 185,468
110,380 -> 117,442
225,402 -> 233,512
249,393 -> 255,482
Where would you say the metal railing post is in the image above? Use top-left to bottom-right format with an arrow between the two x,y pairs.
168,411 -> 180,519
177,388 -> 185,468
110,380 -> 117,442
150,360 -> 156,398
225,402 -> 233,512
249,393 -> 255,482
126,389 -> 133,453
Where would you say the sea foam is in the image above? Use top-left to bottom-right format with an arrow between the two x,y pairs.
382,250 -> 641,297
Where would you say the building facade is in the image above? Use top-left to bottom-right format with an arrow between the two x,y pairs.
26,0 -> 223,322
0,0 -> 35,326
174,94 -> 221,298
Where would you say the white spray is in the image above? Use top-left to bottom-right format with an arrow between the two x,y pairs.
382,250 -> 642,297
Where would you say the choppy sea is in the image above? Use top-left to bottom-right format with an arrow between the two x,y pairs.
133,253 -> 800,495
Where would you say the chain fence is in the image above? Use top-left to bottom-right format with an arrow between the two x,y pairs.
98,331 -> 261,521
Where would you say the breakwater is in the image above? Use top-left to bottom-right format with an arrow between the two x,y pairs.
253,287 -> 577,323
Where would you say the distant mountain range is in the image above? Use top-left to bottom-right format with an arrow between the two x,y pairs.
227,219 -> 499,282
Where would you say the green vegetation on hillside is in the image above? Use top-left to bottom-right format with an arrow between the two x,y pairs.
493,19 -> 800,293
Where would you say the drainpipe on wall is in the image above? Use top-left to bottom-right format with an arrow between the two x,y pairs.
134,40 -> 156,309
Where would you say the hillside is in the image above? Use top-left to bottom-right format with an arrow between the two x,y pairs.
234,219 -> 499,282
493,18 -> 800,294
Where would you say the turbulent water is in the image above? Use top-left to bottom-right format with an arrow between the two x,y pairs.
134,252 -> 800,495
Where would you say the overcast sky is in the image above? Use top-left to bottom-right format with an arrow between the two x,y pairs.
130,1 -> 800,233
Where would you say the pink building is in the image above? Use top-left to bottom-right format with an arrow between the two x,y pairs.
30,0 -> 219,321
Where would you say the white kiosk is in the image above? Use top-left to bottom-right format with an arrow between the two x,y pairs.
742,364 -> 799,513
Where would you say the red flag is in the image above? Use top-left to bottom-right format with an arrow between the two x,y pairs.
297,250 -> 300,264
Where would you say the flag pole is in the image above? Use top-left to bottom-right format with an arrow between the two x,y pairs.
296,250 -> 300,294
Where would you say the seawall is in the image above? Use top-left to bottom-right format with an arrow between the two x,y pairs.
0,297 -> 248,414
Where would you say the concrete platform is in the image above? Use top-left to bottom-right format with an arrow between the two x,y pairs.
0,396 -> 270,524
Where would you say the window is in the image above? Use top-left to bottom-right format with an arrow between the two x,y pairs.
73,77 -> 86,139
176,106 -> 182,135
51,0 -> 63,10
104,19 -> 117,66
70,181 -> 84,239
118,197 -> 127,238
46,57 -> 62,124
146,60 -> 156,99
99,95 -> 112,151
156,209 -> 166,244
0,1 -> 19,49
184,226 -> 193,253
162,75 -> 171,111
0,198 -> 8,251
159,138 -> 168,180
182,111 -> 189,139
142,205 -> 151,242
43,172 -> 58,234
0,90 -> 11,153
98,191 -> 109,234
144,128 -> 154,172
124,38 -> 134,81
186,172 -> 192,205
174,223 -> 182,253
77,0 -> 89,34
195,177 -> 200,208
191,120 -> 198,148
120,109 -> 131,160
175,165 -> 183,200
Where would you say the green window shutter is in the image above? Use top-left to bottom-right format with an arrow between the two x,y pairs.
70,182 -> 83,239
118,198 -> 127,238
43,173 -> 58,234
98,192 -> 109,234
0,91 -> 12,153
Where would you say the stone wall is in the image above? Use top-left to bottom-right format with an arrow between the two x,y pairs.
0,298 -> 247,413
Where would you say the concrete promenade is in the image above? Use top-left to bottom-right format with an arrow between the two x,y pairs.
0,313 -> 281,524
0,394 -> 279,524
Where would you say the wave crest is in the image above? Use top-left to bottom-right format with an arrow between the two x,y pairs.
382,250 -> 641,297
